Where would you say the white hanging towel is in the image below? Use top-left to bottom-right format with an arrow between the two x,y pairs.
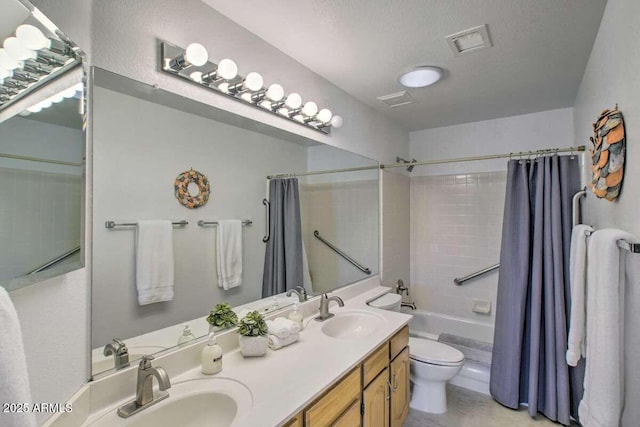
216,220 -> 243,290
566,224 -> 594,366
579,228 -> 636,427
136,220 -> 175,305
0,287 -> 36,427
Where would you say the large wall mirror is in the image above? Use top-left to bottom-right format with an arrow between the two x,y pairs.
0,0 -> 85,292
91,69 -> 379,377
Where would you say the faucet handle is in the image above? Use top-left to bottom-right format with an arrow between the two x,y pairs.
139,355 -> 154,369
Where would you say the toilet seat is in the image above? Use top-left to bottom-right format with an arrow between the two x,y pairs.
409,337 -> 464,366
368,293 -> 402,310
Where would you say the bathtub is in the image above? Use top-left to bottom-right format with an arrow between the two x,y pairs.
404,309 -> 494,396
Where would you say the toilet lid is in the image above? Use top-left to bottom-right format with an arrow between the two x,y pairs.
368,293 -> 401,309
409,337 -> 464,366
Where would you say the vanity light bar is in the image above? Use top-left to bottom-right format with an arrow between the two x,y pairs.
160,41 -> 343,134
0,24 -> 80,111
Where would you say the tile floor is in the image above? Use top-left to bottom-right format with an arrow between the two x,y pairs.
404,385 -> 574,427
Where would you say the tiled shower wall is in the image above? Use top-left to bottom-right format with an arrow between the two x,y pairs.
410,171 -> 507,322
301,180 -> 379,294
0,167 -> 82,281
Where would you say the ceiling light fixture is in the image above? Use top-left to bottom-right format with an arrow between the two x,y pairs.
160,41 -> 342,133
398,66 -> 443,88
0,22 -> 80,112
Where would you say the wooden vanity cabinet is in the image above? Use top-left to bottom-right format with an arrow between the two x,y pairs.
300,325 -> 410,427
282,412 -> 303,427
388,326 -> 410,427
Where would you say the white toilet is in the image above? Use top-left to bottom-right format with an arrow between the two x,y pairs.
368,292 -> 465,414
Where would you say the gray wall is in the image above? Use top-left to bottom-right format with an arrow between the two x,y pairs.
572,0 -> 640,425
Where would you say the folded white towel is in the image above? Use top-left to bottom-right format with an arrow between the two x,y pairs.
216,220 -> 243,290
579,228 -> 636,427
268,331 -> 300,350
567,224 -> 594,366
274,316 -> 301,334
266,319 -> 290,339
136,220 -> 175,305
0,287 -> 36,427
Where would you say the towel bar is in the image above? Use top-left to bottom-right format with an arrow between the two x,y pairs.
197,220 -> 253,227
105,220 -> 188,229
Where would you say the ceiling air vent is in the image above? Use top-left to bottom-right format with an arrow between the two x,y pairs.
377,91 -> 413,108
446,24 -> 492,56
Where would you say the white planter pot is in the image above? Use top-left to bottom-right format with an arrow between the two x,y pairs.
238,335 -> 268,357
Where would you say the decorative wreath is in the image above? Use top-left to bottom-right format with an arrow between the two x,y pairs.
174,168 -> 210,209
589,106 -> 625,201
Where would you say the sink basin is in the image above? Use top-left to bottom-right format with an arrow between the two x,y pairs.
321,310 -> 385,340
88,377 -> 253,427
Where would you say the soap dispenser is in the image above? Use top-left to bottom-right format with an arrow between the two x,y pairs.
201,333 -> 223,375
288,303 -> 304,330
178,324 -> 195,345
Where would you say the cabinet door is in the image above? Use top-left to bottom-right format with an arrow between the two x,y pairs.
390,347 -> 409,427
363,367 -> 390,427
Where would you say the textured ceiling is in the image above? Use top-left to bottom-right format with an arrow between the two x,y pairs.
0,0 -> 29,41
203,0 -> 607,131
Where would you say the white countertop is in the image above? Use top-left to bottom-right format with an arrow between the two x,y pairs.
49,281 -> 411,427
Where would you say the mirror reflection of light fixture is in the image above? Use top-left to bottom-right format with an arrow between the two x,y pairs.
15,25 -> 72,56
166,42 -> 208,71
160,40 -> 342,134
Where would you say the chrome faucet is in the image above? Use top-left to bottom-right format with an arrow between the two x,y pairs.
117,355 -> 171,418
286,286 -> 308,302
395,279 -> 409,296
314,293 -> 344,321
103,338 -> 130,370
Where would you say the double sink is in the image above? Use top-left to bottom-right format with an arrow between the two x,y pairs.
86,308 -> 386,427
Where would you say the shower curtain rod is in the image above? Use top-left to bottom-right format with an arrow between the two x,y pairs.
266,145 -> 586,178
267,164 -> 378,179
0,152 -> 84,167
380,145 -> 586,170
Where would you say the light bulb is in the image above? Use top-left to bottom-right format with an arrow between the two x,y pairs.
330,115 -> 344,128
266,84 -> 284,101
0,49 -> 21,70
302,101 -> 318,117
244,72 -> 263,91
316,108 -> 333,123
27,104 -> 42,113
184,43 -> 208,67
285,93 -> 302,109
51,93 -> 64,103
3,37 -> 34,61
40,99 -> 52,109
189,71 -> 203,83
216,59 -> 237,80
16,25 -> 50,50
0,68 -> 10,79
218,82 -> 230,93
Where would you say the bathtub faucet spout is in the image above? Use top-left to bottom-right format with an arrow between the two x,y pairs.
401,302 -> 417,310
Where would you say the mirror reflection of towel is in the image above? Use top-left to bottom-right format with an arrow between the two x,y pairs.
136,220 -> 175,305
217,220 -> 243,290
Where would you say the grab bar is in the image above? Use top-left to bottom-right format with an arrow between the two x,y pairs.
313,230 -> 371,275
454,263 -> 500,285
572,188 -> 587,227
28,246 -> 81,275
262,199 -> 270,242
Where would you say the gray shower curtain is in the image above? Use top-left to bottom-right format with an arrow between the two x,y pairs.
262,178 -> 303,298
490,155 -> 582,425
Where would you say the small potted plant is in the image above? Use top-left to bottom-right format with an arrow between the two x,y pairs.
237,310 -> 269,357
206,302 -> 238,332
